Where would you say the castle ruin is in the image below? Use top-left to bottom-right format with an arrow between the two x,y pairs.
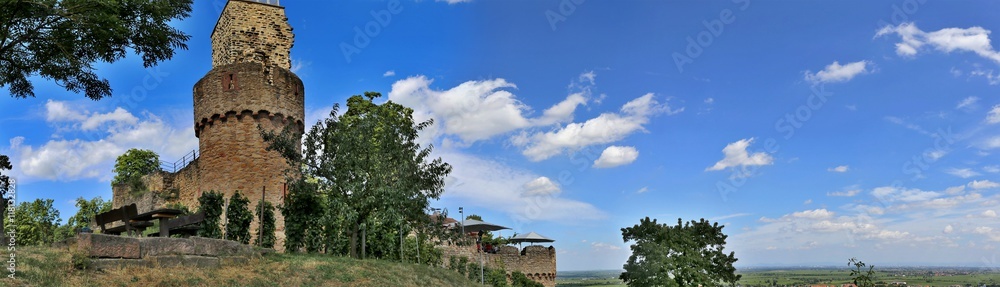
113,0 -> 303,249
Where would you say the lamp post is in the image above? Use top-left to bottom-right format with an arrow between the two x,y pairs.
459,207 -> 464,242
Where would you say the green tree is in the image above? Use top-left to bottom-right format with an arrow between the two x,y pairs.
262,92 -> 452,258
0,155 -> 12,235
224,191 -> 252,244
511,271 -> 544,287
619,217 -> 741,287
112,148 -> 160,194
65,196 -> 111,231
848,257 -> 877,287
1,0 -> 193,100
4,198 -> 60,245
254,199 -> 276,248
197,190 -> 224,239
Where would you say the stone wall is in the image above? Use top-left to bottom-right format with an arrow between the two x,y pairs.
211,0 -> 293,70
439,244 -> 557,287
193,62 -> 305,136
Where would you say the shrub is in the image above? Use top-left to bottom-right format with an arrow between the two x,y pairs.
225,191 -> 253,244
486,267 -> 509,287
254,199 -> 276,248
71,248 -> 91,270
197,191 -> 224,239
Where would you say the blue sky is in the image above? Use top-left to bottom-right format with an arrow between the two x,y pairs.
5,0 -> 1000,271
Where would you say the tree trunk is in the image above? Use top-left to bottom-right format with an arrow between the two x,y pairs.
349,222 -> 359,258
361,223 -> 366,260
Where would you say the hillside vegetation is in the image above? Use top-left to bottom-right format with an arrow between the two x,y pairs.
5,246 -> 478,287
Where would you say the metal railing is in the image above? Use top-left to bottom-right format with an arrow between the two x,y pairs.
160,150 -> 198,173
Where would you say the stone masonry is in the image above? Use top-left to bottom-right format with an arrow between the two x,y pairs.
439,243 -> 557,287
113,0 -> 303,251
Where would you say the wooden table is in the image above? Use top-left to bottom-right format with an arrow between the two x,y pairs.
132,208 -> 185,237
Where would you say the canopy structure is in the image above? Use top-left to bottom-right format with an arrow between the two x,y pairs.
459,219 -> 510,233
508,231 -> 555,245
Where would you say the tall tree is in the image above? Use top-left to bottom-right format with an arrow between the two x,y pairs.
1,0 -> 193,100
4,198 -> 60,246
112,148 -> 159,193
620,217 -> 741,287
0,155 -> 11,235
65,196 -> 111,231
262,92 -> 452,258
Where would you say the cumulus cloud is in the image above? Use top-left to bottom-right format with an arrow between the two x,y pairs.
522,176 -> 561,196
705,138 -> 774,173
827,165 -> 849,173
969,180 -> 1000,190
517,93 -> 679,161
383,70 -> 396,77
592,146 -> 639,168
9,101 -> 197,182
804,60 -> 871,84
876,22 -> 1000,64
389,74 -> 596,146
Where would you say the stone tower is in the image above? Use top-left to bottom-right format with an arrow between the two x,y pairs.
193,0 -> 303,248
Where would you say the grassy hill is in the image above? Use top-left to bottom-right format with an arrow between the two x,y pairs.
5,246 -> 479,287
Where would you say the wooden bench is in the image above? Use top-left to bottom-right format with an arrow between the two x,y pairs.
95,204 -> 153,236
148,211 -> 205,237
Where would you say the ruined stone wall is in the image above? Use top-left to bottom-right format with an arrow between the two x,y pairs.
211,0 -> 293,70
438,244 -> 557,287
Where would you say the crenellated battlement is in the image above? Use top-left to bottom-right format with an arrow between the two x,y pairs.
194,109 -> 304,138
193,62 -> 304,138
439,243 -> 557,287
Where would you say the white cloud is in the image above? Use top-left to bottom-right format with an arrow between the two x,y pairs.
705,138 -> 774,172
804,60 -> 871,84
80,107 -> 139,131
9,102 -> 197,182
983,210 -> 998,218
957,96 -> 979,110
44,100 -> 86,122
636,187 -> 649,194
804,199 -> 813,205
876,22 -> 1000,65
704,98 -> 715,104
592,146 -> 639,168
388,74 -> 594,146
290,58 -> 309,73
383,70 -> 396,77
987,105 -> 1000,124
522,176 -> 561,196
828,189 -> 861,197
969,180 -> 1000,190
518,93 -> 679,161
827,165 -> 849,173
709,213 -> 752,221
945,167 -> 981,178
985,165 -> 1000,173
590,242 -> 622,251
436,0 -> 471,3
944,224 -> 954,234
438,151 -> 605,223
792,209 -> 836,220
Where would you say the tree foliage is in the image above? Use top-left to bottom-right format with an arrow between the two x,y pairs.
511,271 -> 544,287
254,199 -> 276,248
0,155 -> 12,234
1,0 -> 193,100
197,190 -> 224,239
65,196 -> 111,231
225,191 -> 252,244
4,198 -> 60,246
620,217 -> 741,287
262,92 -> 452,258
112,148 -> 159,193
848,257 -> 877,287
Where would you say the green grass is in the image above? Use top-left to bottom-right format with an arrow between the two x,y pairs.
737,268 -> 1000,286
3,245 -> 478,287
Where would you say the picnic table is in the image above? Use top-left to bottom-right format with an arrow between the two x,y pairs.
132,208 -> 185,237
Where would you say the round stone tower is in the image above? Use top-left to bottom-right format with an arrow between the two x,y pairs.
193,0 -> 303,248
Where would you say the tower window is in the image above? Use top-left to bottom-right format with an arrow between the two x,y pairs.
222,72 -> 239,91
